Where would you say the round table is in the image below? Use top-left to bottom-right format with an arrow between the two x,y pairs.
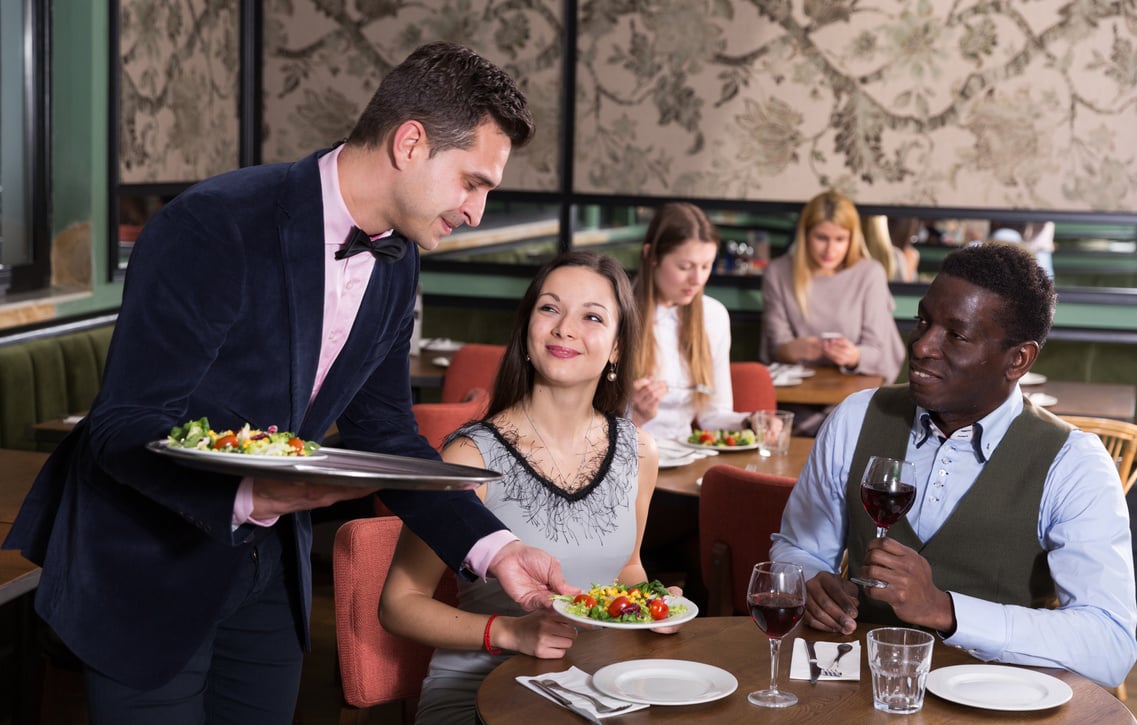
476,618 -> 1132,724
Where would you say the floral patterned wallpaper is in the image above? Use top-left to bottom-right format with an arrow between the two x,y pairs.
261,0 -> 563,192
576,0 -> 1137,211
118,0 -> 239,184
131,0 -> 1137,212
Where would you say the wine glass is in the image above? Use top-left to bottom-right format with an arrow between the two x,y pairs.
849,456 -> 918,589
746,561 -> 806,708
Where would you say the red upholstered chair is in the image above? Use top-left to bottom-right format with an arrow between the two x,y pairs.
440,344 -> 506,404
412,387 -> 490,452
333,516 -> 458,724
729,361 -> 777,413
698,464 -> 796,616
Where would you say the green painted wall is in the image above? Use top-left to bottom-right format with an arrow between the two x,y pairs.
54,0 -> 123,317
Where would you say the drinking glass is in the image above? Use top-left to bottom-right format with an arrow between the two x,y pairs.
746,561 -> 806,708
850,456 -> 917,588
867,627 -> 935,713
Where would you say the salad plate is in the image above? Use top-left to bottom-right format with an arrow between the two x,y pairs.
926,665 -> 1072,711
679,439 -> 762,452
592,659 -> 737,705
152,441 -> 327,466
552,595 -> 698,630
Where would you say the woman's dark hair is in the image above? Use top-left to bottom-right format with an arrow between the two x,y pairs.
347,42 -> 535,154
487,252 -> 639,418
939,242 -> 1056,347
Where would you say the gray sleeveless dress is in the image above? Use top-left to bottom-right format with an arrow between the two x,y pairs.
414,414 -> 641,724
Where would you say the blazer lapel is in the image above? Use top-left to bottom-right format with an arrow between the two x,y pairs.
276,150 -> 328,431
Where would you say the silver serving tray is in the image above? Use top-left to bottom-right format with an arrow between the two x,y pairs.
146,441 -> 499,490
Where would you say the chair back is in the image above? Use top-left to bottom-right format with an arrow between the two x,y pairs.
729,362 -> 777,413
1060,415 -> 1137,494
699,464 -> 796,616
412,387 -> 490,452
333,516 -> 458,711
440,344 -> 506,404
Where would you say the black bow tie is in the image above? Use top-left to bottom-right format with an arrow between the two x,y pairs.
334,227 -> 408,262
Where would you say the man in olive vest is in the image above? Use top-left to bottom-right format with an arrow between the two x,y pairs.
771,242 -> 1137,687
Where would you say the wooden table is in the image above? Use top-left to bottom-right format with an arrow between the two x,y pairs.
1029,380 -> 1136,422
655,437 -> 813,497
1,449 -> 46,525
477,618 -> 1132,724
410,353 -> 449,390
775,367 -> 884,407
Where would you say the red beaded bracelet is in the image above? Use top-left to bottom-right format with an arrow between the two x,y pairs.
483,614 -> 502,655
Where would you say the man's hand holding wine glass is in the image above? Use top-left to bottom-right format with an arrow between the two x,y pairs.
860,537 -> 956,633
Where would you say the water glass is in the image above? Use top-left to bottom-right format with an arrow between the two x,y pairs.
867,627 -> 934,713
753,410 -> 794,455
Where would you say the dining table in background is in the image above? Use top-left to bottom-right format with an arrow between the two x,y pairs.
1026,379 -> 1136,422
654,436 -> 813,497
476,618 -> 1132,724
409,352 -> 449,391
773,367 -> 884,407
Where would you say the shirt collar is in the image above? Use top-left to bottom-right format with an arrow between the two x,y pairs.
911,387 -> 1024,463
318,145 -> 395,249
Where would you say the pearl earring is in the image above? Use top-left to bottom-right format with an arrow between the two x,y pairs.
606,362 -> 617,382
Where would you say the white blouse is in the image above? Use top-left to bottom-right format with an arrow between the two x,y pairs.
640,296 -> 750,441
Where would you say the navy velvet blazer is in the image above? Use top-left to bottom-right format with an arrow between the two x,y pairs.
5,150 -> 505,688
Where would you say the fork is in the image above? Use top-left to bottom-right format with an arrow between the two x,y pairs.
669,383 -> 714,394
536,679 -> 634,714
822,643 -> 854,677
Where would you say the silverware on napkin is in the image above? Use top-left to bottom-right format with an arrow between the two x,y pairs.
530,680 -> 602,724
805,639 -> 821,684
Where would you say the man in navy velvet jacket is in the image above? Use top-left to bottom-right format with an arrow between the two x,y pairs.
5,42 -> 573,723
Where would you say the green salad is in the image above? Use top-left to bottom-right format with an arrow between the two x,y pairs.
554,580 -> 686,624
167,417 -> 320,457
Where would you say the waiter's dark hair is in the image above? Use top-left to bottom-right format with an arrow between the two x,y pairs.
347,42 -> 534,155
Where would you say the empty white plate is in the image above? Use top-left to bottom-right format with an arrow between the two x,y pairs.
592,659 -> 737,705
926,664 -> 1071,711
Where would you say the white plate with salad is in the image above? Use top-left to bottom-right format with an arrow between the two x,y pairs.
552,582 -> 698,629
153,441 -> 327,466
680,428 -> 761,452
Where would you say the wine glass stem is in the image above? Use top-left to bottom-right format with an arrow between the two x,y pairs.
875,526 -> 887,538
768,637 -> 781,693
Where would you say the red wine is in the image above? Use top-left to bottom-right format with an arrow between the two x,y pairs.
861,480 -> 916,528
748,592 -> 804,637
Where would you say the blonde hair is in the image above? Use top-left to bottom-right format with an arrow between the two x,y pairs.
631,202 -> 719,406
862,214 -> 895,279
790,191 -> 869,318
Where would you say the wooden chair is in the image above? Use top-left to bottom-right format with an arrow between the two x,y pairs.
1060,415 -> 1137,494
440,344 -> 506,404
729,361 -> 777,413
412,387 -> 490,452
698,464 -> 796,616
333,516 -> 458,724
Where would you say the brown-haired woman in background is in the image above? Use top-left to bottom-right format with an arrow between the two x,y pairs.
629,202 -> 756,441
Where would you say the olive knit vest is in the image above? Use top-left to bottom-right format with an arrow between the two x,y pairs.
845,385 -> 1071,625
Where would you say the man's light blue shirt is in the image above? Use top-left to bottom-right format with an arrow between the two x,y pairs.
770,386 -> 1137,687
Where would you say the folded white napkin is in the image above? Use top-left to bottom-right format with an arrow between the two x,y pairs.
517,666 -> 649,719
789,639 -> 861,681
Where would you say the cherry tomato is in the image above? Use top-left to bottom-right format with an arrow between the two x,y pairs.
607,596 -> 634,618
573,594 -> 597,608
649,598 -> 670,621
287,437 -> 304,452
724,435 -> 737,446
698,431 -> 715,444
214,434 -> 239,449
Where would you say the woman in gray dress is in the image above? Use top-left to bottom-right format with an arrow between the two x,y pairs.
379,251 -> 681,724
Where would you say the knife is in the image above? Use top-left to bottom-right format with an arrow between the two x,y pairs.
805,639 -> 821,684
530,679 -> 602,724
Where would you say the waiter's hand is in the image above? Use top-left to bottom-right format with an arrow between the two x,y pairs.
251,479 -> 378,518
488,540 -> 578,611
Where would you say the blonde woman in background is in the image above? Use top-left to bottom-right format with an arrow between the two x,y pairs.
629,202 -> 755,441
761,191 -> 905,383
